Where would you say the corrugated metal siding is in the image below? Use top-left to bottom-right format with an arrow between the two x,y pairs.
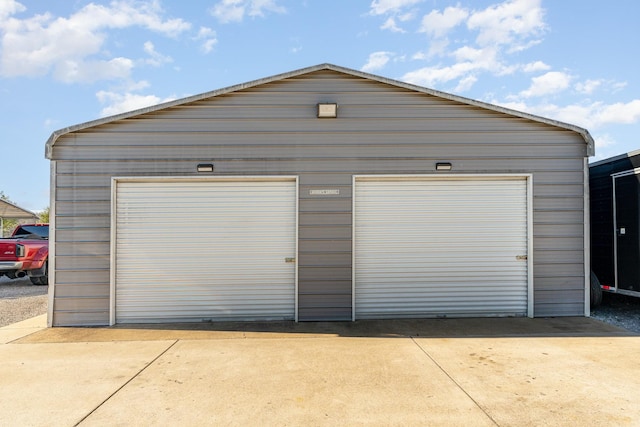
114,179 -> 297,323
50,69 -> 587,326
354,177 -> 529,319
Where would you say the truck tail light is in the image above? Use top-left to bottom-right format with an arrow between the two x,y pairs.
16,244 -> 25,257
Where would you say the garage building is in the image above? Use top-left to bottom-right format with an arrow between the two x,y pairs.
45,64 -> 594,326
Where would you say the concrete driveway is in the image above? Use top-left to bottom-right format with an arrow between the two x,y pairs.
1,315 -> 639,426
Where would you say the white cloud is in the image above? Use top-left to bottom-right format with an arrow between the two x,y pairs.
361,51 -> 394,72
467,0 -> 546,49
398,11 -> 417,22
493,98 -> 640,130
211,0 -> 244,22
419,6 -> 468,38
96,90 -> 177,117
403,62 -> 477,87
454,75 -> 477,92
520,71 -> 572,98
70,1 -> 190,36
143,41 -> 172,66
194,27 -> 218,53
411,51 -> 427,60
371,0 -> 422,33
593,100 -> 640,126
403,45 -> 508,89
211,0 -> 286,23
0,0 -> 25,21
406,0 -> 547,91
248,0 -> 286,17
593,133 -> 616,148
522,60 -> 550,73
451,45 -> 486,63
424,38 -> 450,57
381,17 -> 405,33
591,133 -> 619,161
611,81 -> 627,92
125,80 -> 151,91
535,103 -> 594,127
0,1 -> 190,81
575,79 -> 602,95
54,57 -> 134,84
370,0 -> 423,16
575,78 -> 626,96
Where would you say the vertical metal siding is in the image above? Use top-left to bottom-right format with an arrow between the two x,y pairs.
354,176 -> 529,319
113,178 -> 297,323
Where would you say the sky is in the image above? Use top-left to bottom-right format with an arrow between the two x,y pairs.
1,0 -> 639,212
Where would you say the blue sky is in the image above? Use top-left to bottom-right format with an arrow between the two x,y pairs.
1,0 -> 639,212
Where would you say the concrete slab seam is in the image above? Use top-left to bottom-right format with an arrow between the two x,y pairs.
410,337 -> 499,426
6,329 -> 44,345
73,339 -> 180,427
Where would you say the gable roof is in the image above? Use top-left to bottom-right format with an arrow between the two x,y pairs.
45,63 -> 595,158
0,199 -> 38,220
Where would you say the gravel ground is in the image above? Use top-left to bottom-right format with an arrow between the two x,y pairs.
1,275 -> 640,332
0,276 -> 48,328
591,292 -> 640,334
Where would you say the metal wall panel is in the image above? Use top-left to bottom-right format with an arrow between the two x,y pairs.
55,158 -> 586,175
113,178 -> 297,323
354,176 -> 529,319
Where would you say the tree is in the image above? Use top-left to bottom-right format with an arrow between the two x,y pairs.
38,206 -> 50,223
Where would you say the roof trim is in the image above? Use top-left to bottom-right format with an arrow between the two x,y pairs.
45,63 -> 595,158
589,148 -> 640,167
0,199 -> 39,220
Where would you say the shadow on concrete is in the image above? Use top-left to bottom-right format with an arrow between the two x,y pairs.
16,316 -> 638,344
113,317 -> 636,338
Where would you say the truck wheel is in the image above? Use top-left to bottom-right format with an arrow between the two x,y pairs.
590,270 -> 602,308
30,277 -> 45,285
30,261 -> 48,286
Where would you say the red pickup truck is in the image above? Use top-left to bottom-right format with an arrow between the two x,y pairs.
0,224 -> 49,285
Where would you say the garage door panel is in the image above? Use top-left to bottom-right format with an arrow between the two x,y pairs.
354,177 -> 529,319
114,179 -> 297,323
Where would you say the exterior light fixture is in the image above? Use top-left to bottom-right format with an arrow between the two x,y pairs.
317,103 -> 338,118
436,162 -> 452,171
197,163 -> 214,172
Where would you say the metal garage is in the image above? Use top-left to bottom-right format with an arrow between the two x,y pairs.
112,177 -> 297,323
45,63 -> 594,326
353,175 -> 532,319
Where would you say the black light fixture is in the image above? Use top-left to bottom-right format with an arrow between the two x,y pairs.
317,103 -> 338,118
436,162 -> 452,171
197,163 -> 214,172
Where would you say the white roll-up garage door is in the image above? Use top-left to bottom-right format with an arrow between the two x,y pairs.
354,176 -> 530,319
112,178 -> 297,324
